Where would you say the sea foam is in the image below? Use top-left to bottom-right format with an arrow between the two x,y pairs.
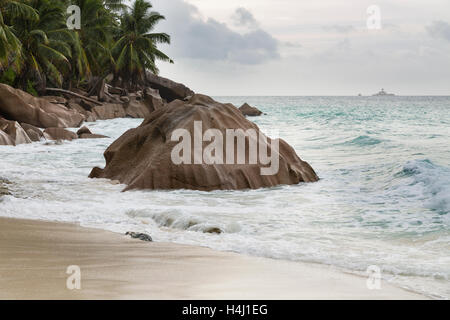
402,159 -> 450,214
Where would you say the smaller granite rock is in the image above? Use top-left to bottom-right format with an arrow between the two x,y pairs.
0,118 -> 32,145
0,129 -> 14,145
107,86 -> 125,95
92,103 -> 126,120
125,232 -> 153,242
79,99 -> 96,111
120,96 -> 130,103
79,133 -> 109,139
77,126 -> 92,136
43,128 -> 78,141
20,123 -> 44,142
239,103 -> 263,116
204,227 -> 223,234
145,72 -> 194,102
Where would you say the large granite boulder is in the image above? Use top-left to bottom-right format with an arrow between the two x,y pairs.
0,84 -> 84,128
89,94 -> 318,191
145,73 -> 194,102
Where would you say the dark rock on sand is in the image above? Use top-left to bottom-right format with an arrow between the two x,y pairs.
43,128 -> 78,141
125,232 -> 153,242
145,72 -> 194,102
0,84 -> 84,128
239,103 -> 263,117
89,94 -> 318,191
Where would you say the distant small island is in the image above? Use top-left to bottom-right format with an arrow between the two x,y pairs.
373,88 -> 395,96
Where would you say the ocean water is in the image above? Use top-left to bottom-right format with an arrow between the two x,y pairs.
0,96 -> 449,299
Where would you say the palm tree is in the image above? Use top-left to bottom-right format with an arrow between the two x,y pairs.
0,0 -> 173,93
0,0 -> 38,69
67,0 -> 118,84
12,0 -> 71,92
111,0 -> 172,89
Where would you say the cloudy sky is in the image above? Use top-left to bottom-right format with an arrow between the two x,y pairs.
147,0 -> 450,95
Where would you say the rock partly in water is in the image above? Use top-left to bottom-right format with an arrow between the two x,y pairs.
0,129 -> 14,145
0,118 -> 32,145
0,84 -> 84,128
76,126 -> 92,136
89,94 -> 318,191
79,133 -> 109,139
76,126 -> 108,139
20,123 -> 44,142
145,72 -> 194,102
125,232 -> 153,242
43,128 -> 78,141
0,178 -> 12,196
239,103 -> 263,117
204,227 -> 223,234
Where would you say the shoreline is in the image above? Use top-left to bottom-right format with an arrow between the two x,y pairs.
0,217 -> 427,299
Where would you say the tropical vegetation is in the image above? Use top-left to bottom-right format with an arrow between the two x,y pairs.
0,0 -> 172,94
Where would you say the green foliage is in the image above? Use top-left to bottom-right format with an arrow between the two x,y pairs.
112,0 -> 173,88
26,79 -> 37,95
0,0 -> 172,91
0,67 -> 16,85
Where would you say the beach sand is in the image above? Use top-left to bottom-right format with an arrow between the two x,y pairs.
0,217 -> 426,300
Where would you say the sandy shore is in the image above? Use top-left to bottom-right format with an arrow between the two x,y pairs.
0,217 -> 426,299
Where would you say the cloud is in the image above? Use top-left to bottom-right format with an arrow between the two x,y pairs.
426,21 -> 450,42
284,41 -> 302,48
152,0 -> 279,65
231,7 -> 259,29
322,25 -> 355,34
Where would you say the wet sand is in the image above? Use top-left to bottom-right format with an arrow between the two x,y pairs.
0,218 -> 426,299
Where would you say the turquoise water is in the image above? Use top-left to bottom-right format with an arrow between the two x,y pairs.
1,96 -> 449,298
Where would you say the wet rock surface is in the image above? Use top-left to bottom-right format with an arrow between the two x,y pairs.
89,94 -> 319,191
125,232 -> 153,242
